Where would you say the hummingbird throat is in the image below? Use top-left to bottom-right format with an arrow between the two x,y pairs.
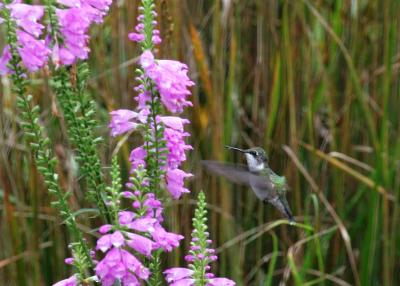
245,153 -> 265,172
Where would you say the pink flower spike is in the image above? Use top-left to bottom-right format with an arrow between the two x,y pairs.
139,51 -> 194,114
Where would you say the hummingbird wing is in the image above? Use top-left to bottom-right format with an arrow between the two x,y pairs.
201,160 -> 276,200
202,160 -> 295,222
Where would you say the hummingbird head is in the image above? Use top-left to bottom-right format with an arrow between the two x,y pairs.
225,146 -> 269,172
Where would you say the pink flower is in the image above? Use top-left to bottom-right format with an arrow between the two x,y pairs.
52,275 -> 77,286
151,224 -> 184,252
95,248 -> 150,285
56,0 -> 112,23
81,0 -> 112,23
139,51 -> 194,114
129,146 -> 147,170
99,224 -> 113,234
118,211 -> 136,225
8,4 -> 45,37
17,31 -> 50,72
96,231 -> 125,252
134,83 -> 151,109
51,0 -> 113,65
166,169 -> 192,199
142,193 -> 164,222
109,109 -> 149,137
64,257 -> 74,265
127,217 -> 157,232
55,8 -> 90,65
128,32 -> 144,42
126,232 -> 155,256
57,0 -> 81,8
158,116 -> 190,132
164,268 -> 194,283
207,278 -> 236,286
164,127 -> 192,169
0,4 -> 50,73
0,46 -> 12,75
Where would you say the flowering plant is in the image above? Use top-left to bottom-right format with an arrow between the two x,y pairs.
164,192 -> 235,286
1,0 -> 236,284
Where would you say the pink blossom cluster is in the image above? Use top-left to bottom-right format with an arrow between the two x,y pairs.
0,3 -> 50,74
128,7 -> 161,45
164,232 -> 235,286
140,51 -> 194,114
94,192 -> 184,285
52,0 -> 113,65
109,50 -> 193,199
0,0 -> 113,73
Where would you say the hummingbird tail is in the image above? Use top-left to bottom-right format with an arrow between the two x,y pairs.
280,197 -> 295,223
269,196 -> 295,223
283,204 -> 295,223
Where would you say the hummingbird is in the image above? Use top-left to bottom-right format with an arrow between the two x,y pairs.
202,146 -> 295,222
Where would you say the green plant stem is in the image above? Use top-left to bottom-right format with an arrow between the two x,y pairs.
107,156 -> 122,224
192,192 -> 209,286
138,1 -> 168,285
148,249 -> 163,286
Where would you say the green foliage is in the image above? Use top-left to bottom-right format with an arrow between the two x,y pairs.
148,249 -> 163,286
43,0 -> 61,43
191,192 -> 209,286
140,0 -> 157,51
143,81 -> 168,194
51,65 -> 109,221
43,0 -> 109,221
106,155 -> 122,223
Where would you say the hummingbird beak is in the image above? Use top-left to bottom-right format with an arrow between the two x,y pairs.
225,146 -> 246,153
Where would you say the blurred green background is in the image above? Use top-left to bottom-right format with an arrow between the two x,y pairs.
1,0 -> 400,285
